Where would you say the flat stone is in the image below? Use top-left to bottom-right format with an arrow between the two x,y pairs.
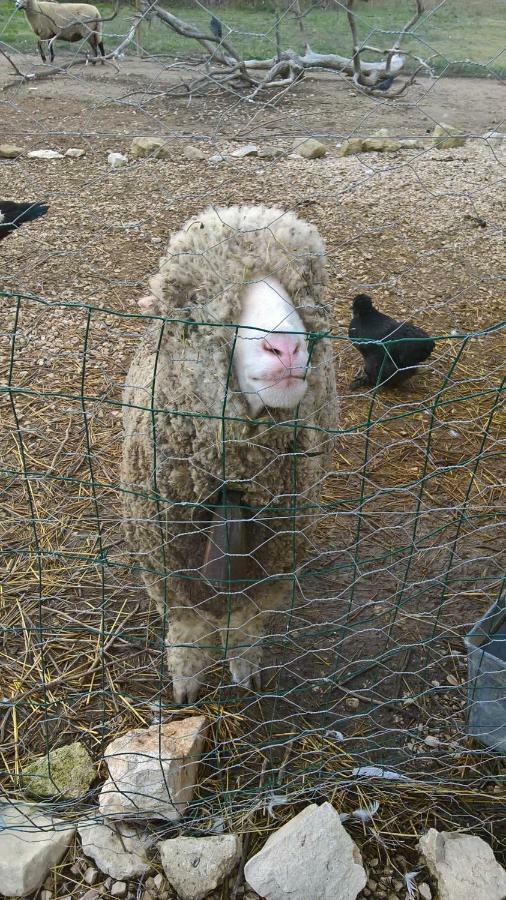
20,741 -> 96,799
153,873 -> 165,890
84,866 -> 99,885
418,828 -> 506,900
258,147 -> 284,158
483,130 -> 506,142
432,123 -> 466,150
362,138 -> 401,153
293,138 -> 327,159
159,834 -> 241,900
182,145 -> 207,160
209,153 -> 231,163
78,819 -> 153,879
244,802 -> 366,900
98,717 -> 207,821
81,891 -> 101,900
110,882 -> 127,898
230,144 -> 258,158
65,148 -> 86,158
337,138 -> 364,156
0,144 -> 23,158
0,803 -> 75,897
418,884 -> 432,900
398,138 -> 426,149
131,137 -> 170,159
27,149 -> 64,159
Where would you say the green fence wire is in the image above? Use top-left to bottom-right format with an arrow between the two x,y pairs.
2,286 -> 504,875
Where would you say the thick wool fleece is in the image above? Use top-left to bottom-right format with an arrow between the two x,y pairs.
121,205 -> 337,686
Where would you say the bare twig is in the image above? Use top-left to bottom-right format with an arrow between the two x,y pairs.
0,44 -> 27,79
386,0 -> 425,74
346,0 -> 362,79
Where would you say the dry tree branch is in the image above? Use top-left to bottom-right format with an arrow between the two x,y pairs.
292,0 -> 308,45
386,0 -> 425,74
2,0 -> 427,99
346,0 -> 362,79
0,44 -> 28,79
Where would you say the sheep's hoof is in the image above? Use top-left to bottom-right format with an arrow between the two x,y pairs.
229,657 -> 263,692
172,675 -> 201,705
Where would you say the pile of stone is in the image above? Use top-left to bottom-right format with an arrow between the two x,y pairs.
1,725 -> 506,900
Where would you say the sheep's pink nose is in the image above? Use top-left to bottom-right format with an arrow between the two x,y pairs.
261,333 -> 301,369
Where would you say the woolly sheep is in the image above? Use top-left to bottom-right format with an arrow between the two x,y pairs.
121,205 -> 338,703
15,0 -> 105,63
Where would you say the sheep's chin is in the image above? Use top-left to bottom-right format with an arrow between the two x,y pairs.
243,378 -> 308,416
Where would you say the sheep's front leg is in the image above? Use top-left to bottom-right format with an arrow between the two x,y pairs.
221,608 -> 269,692
37,41 -> 46,63
166,609 -> 218,705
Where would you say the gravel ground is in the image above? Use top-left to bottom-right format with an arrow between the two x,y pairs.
1,60 -> 505,900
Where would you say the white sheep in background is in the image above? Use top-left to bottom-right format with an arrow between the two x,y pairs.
15,0 -> 105,63
122,204 -> 338,704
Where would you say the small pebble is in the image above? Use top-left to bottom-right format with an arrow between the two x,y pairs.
153,873 -> 165,890
41,891 -> 53,900
84,867 -> 99,886
446,674 -> 459,686
424,735 -> 440,747
346,696 -> 360,710
111,882 -> 127,899
418,884 -> 432,900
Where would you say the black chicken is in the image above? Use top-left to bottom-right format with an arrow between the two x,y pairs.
210,15 -> 223,39
348,293 -> 435,389
373,75 -> 395,92
0,201 -> 48,243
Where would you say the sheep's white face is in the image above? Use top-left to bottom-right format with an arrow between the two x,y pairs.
233,277 -> 310,416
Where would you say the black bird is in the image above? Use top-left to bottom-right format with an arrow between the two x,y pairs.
0,201 -> 48,243
210,14 -> 223,40
348,293 -> 435,389
373,75 -> 395,92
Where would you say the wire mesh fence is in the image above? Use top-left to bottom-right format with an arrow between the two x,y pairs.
1,0 -> 505,897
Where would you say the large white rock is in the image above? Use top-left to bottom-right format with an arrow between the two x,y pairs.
99,716 -> 207,820
230,144 -> 258,158
418,828 -> 506,900
27,149 -> 64,159
292,138 -> 327,159
432,123 -> 466,150
159,834 -> 242,900
244,802 -> 366,900
107,152 -> 128,168
0,803 -> 75,897
130,136 -> 170,159
78,819 -> 153,878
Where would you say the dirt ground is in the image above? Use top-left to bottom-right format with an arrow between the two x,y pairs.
1,57 -> 505,897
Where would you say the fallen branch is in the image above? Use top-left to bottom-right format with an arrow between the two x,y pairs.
0,44 -> 29,79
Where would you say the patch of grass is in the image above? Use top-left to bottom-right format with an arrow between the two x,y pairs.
1,0 -> 504,77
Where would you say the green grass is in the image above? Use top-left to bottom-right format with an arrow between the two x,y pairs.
1,0 -> 505,77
